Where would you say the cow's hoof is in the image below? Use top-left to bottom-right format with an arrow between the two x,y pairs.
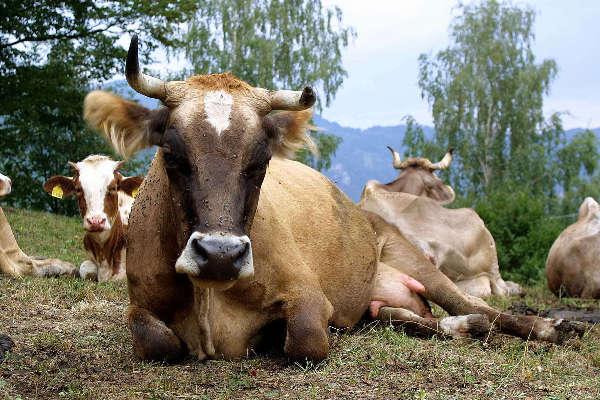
554,319 -> 587,343
439,314 -> 490,339
0,334 -> 14,363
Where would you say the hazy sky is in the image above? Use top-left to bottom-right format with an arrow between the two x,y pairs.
320,0 -> 600,130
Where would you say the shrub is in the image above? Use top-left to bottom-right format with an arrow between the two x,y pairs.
470,189 -> 570,285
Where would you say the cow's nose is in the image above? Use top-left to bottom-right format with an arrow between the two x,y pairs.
190,235 -> 250,280
86,216 -> 107,231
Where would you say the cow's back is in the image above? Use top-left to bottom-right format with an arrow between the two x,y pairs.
546,204 -> 600,298
359,187 -> 506,297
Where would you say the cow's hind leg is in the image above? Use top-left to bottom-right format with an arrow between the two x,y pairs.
366,211 -> 585,344
128,305 -> 185,362
377,307 -> 490,339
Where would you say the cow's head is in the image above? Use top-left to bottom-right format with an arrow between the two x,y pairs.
384,146 -> 455,204
44,155 -> 143,233
82,36 -> 315,286
0,172 -> 11,197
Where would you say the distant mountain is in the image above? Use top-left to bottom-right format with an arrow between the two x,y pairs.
105,80 -> 600,201
313,115 -> 436,200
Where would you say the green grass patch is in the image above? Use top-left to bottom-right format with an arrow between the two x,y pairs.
0,208 -> 599,399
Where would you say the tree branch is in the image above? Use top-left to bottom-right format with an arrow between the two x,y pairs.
1,26 -> 116,49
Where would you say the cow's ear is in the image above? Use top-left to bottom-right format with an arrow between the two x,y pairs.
422,174 -> 455,205
118,176 -> 144,198
43,176 -> 75,199
263,109 -> 316,159
429,184 -> 456,205
84,90 -> 168,159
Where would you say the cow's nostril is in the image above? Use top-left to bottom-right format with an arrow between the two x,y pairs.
192,238 -> 209,262
234,242 -> 250,263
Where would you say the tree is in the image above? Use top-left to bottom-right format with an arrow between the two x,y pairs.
184,0 -> 354,108
408,0 -> 600,284
417,0 -> 561,197
0,1 -> 199,213
1,0 -> 350,212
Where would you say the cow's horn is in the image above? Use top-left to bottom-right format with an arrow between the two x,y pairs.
431,148 -> 454,170
126,35 -> 167,100
267,87 -> 316,111
387,146 -> 403,169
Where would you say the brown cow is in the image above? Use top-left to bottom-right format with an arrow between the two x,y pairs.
546,197 -> 600,298
82,36 -> 582,361
1,171 -> 75,277
360,147 -> 521,298
44,156 -> 143,282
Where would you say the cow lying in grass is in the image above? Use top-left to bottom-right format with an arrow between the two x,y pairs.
546,197 -> 600,298
81,36 -> 583,362
1,170 -> 75,363
360,147 -> 521,298
0,171 -> 75,278
44,156 -> 143,282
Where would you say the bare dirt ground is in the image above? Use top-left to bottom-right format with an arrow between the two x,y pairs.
1,209 -> 599,399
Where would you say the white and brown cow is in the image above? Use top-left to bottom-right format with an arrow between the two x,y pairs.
360,147 -> 521,298
1,171 -> 76,277
546,197 -> 600,298
44,155 -> 143,282
78,36 -> 581,362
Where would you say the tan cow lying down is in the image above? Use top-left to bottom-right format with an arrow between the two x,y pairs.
0,171 -> 75,277
82,36 -> 582,362
360,147 -> 521,298
44,156 -> 143,282
546,197 -> 600,298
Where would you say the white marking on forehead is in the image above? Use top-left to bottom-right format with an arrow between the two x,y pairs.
77,157 -> 119,218
204,90 -> 233,135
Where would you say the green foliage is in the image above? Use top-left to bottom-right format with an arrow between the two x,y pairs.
296,130 -> 343,171
185,0 -> 355,108
0,0 -> 199,213
406,0 -> 600,284
416,0 -> 565,197
467,189 -> 568,284
1,1 -> 348,213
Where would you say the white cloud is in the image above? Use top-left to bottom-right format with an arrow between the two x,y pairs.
321,0 -> 600,130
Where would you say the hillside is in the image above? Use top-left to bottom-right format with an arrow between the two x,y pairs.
105,80 -> 600,201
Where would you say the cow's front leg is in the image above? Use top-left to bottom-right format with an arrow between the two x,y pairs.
284,294 -> 333,361
79,260 -> 98,281
128,305 -> 185,362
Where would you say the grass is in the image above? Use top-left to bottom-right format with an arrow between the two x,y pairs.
1,208 -> 599,399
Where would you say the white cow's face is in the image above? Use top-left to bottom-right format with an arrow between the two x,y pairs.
0,172 -> 11,197
44,155 -> 143,233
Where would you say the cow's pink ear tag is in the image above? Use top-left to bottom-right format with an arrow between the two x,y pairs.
51,185 -> 64,199
131,188 -> 139,198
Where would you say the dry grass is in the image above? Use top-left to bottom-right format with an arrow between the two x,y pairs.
0,209 -> 599,399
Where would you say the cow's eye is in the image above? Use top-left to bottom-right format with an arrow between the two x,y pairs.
163,146 -> 190,175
